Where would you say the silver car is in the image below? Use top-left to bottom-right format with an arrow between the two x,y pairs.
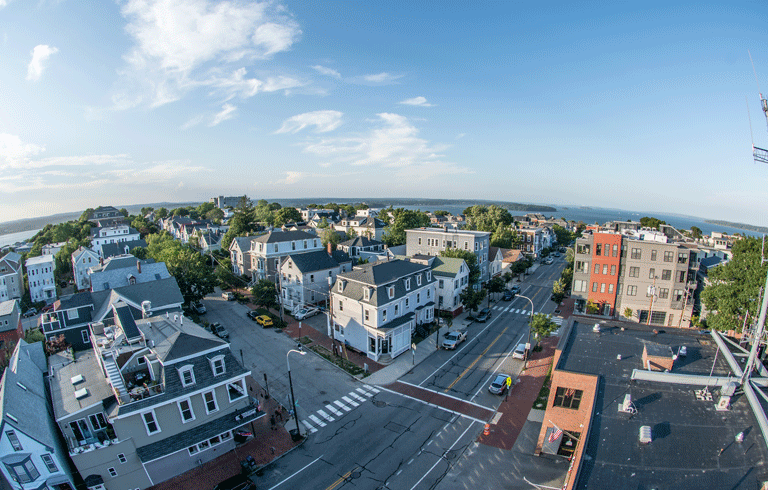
489,374 -> 511,395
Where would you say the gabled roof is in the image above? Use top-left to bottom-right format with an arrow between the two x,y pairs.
488,246 -> 503,261
356,216 -> 386,228
0,299 -> 19,333
101,239 -> 147,259
0,341 -> 60,452
340,259 -> 429,286
0,251 -> 22,270
91,277 -> 184,322
253,230 -> 317,243
154,330 -> 226,363
71,246 -> 98,262
335,259 -> 435,307
430,256 -> 466,277
499,248 -> 524,263
230,235 -> 258,252
339,236 -> 383,248
287,250 -> 341,274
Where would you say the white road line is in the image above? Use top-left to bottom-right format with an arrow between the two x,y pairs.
326,404 -> 343,417
302,420 -> 317,433
317,409 -> 334,422
351,391 -> 367,402
397,380 -> 494,411
357,387 -> 374,397
267,455 -> 324,490
376,386 -> 487,425
471,331 -> 526,402
408,422 -> 476,490
367,386 -> 381,393
342,396 -> 359,407
308,414 -> 326,427
334,400 -> 351,411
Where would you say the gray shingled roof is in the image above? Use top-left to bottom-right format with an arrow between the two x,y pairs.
89,258 -> 169,292
154,330 -> 226,363
231,236 -> 257,252
101,239 -> 147,259
0,251 -> 22,269
253,230 -> 316,243
288,250 -> 341,274
0,299 -> 19,333
91,277 -> 184,322
341,259 -> 429,286
0,341 -> 61,452
339,236 -> 383,248
335,259 -> 435,307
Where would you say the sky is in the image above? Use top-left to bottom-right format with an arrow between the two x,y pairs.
1,1 -> 768,226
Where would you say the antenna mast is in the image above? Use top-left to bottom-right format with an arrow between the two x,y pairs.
749,50 -> 768,164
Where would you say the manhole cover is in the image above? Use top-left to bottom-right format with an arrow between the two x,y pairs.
351,471 -> 361,479
323,400 -> 330,405
373,400 -> 386,408
319,391 -> 327,395
445,450 -> 458,460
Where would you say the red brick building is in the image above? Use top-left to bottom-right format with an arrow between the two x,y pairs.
0,299 -> 23,364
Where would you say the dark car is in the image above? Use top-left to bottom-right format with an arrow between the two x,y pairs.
23,307 -> 37,318
489,373 -> 511,395
210,322 -> 230,340
475,308 -> 491,322
246,310 -> 259,321
213,474 -> 256,490
510,285 -> 521,295
192,302 -> 206,314
503,290 -> 515,301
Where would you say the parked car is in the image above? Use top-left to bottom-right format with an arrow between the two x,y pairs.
246,310 -> 259,321
510,285 -> 521,295
678,346 -> 687,357
544,257 -> 554,265
503,289 -> 515,301
512,343 -> 527,360
256,315 -> 274,328
489,373 -> 512,395
211,323 -> 229,340
442,329 -> 467,350
294,307 -> 319,321
222,291 -> 235,301
191,302 -> 206,314
475,308 -> 491,322
213,473 -> 256,490
23,307 -> 37,318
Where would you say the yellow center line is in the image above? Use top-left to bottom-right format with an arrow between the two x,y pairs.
445,326 -> 508,392
326,466 -> 358,490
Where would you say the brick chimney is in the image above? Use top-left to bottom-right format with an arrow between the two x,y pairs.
327,241 -> 333,256
137,260 -> 142,274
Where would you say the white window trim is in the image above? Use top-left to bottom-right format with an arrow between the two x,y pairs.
141,410 -> 161,435
416,275 -> 422,286
227,379 -> 247,403
177,398 -> 196,423
203,390 -> 219,414
405,278 -> 411,291
209,355 -> 226,376
388,286 -> 395,299
178,365 -> 196,387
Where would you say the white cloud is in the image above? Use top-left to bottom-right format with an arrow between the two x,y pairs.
115,0 -> 302,108
0,133 -> 45,168
180,114 -> 204,130
275,110 -> 343,134
399,96 -> 433,107
26,44 -> 58,81
312,65 -> 341,78
300,113 -> 472,180
0,0 -> 8,10
273,171 -> 304,185
209,103 -> 237,126
356,72 -> 403,84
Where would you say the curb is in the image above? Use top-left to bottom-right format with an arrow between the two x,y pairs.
251,436 -> 307,478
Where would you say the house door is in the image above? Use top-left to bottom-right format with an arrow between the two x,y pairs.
369,336 -> 376,354
381,337 -> 389,354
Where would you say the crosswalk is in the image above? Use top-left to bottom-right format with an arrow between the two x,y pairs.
301,385 -> 380,434
490,305 -> 564,325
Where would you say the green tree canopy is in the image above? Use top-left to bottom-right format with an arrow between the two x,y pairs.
381,208 -> 430,246
639,216 -> 667,230
274,207 -> 302,226
462,205 -> 513,232
529,313 -> 559,339
689,226 -> 703,239
251,279 -> 278,310
460,287 -> 486,313
552,224 -> 574,246
490,223 -> 520,249
701,237 -> 768,331
440,249 -> 480,285
155,207 -> 168,219
321,228 -> 342,249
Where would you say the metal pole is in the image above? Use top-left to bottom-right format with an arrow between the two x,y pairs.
742,268 -> 768,384
519,294 -> 535,360
287,349 -> 306,437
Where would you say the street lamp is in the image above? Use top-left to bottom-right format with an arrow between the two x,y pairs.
287,345 -> 307,438
518,294 -> 535,360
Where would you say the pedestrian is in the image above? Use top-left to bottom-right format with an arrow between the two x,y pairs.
274,408 -> 282,422
271,446 -> 275,455
270,415 -> 276,430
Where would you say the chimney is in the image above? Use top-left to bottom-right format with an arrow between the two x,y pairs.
137,260 -> 142,274
99,257 -> 104,266
327,241 -> 333,256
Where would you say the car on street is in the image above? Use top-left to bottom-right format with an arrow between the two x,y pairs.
23,307 -> 37,318
192,302 -> 207,314
489,373 -> 512,395
222,291 -> 235,301
503,289 -> 515,301
294,307 -> 319,320
678,345 -> 687,357
544,257 -> 554,265
475,308 -> 491,322
210,322 -> 229,340
256,315 -> 274,328
510,285 -> 521,295
246,310 -> 259,321
512,343 -> 527,360
442,329 -> 467,350
213,473 -> 256,490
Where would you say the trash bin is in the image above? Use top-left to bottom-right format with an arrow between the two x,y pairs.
289,429 -> 303,442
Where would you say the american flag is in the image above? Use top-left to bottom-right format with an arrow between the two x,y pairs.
548,425 -> 563,443
565,387 -> 575,398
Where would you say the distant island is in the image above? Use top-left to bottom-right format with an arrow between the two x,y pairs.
705,219 -> 768,234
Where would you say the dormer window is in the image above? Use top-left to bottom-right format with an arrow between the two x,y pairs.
405,278 -> 411,291
364,287 -> 371,301
274,244 -> 278,252
178,365 -> 196,387
209,355 -> 226,376
388,286 -> 395,299
338,280 -> 345,292
427,271 -> 431,281
416,275 -> 422,286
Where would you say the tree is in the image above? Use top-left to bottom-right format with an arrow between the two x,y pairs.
463,205 -> 513,232
317,217 -> 329,229
623,307 -> 633,319
382,208 -> 430,246
346,228 -> 358,240
488,276 -> 506,300
251,279 -> 279,310
321,228 -> 341,250
155,207 -> 168,219
119,208 -> 129,217
701,237 -> 768,331
502,271 -> 513,286
552,224 -> 573,246
441,249 -> 480,285
529,313 -> 558,339
490,223 -> 519,249
205,208 -> 225,223
144,232 -> 216,305
274,207 -> 302,226
460,287 -> 486,313
551,278 -> 566,303
690,226 -> 703,239
79,208 -> 94,222
639,216 -> 666,230
214,258 -> 239,289
434,210 -> 449,217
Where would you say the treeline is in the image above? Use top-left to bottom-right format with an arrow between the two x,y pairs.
704,219 -> 767,234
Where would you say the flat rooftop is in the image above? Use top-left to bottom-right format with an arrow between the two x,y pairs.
49,350 -> 114,422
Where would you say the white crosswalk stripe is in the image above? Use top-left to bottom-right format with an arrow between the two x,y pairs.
350,391 -> 367,402
552,316 -> 564,325
308,414 -> 326,427
356,387 -> 373,397
326,404 -> 343,417
317,409 -> 335,422
365,386 -> 380,394
342,396 -> 359,407
334,400 -> 351,411
302,420 -> 318,433
515,309 -> 521,314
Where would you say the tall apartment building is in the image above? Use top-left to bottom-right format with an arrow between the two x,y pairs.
90,224 -> 141,256
248,230 -> 323,282
571,229 -> 699,327
0,252 -> 24,301
405,228 -> 491,284
26,255 -> 57,304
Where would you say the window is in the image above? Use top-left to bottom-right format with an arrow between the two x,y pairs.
108,467 -> 117,477
228,380 -> 246,402
608,284 -> 614,294
210,356 -> 225,376
600,283 -> 606,293
405,278 -> 411,290
678,253 -> 688,264
592,282 -> 598,292
627,285 -> 637,296
338,281 -> 344,292
81,329 -> 90,344
338,300 -> 343,311
631,248 -> 641,260
674,289 -> 684,301
203,391 -> 218,413
178,399 -> 195,423
417,293 -> 420,303
418,237 -> 422,245
602,265 -> 608,275
394,304 -> 399,315
178,366 -> 196,387
661,269 -> 672,281
6,430 -> 22,450
118,453 -> 127,464
603,244 -> 610,256
382,309 -> 387,322
40,454 -> 58,473
552,387 -> 582,409
365,310 -> 369,321
678,271 -> 687,282
664,251 -> 674,262
8,457 -> 39,483
142,411 -> 160,435
610,265 -> 616,275
364,288 -> 371,301
573,280 -> 587,293
594,263 -> 600,274
651,250 -> 657,261
648,268 -> 655,279
89,412 -> 108,431
416,275 -> 422,286
427,271 -> 431,281
438,279 -> 444,289
388,286 -> 395,299
658,288 -> 669,299
612,244 -> 618,257
405,298 -> 409,307
628,267 -> 639,278
595,244 -> 602,255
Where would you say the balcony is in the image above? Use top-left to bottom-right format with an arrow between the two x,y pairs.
68,425 -> 120,456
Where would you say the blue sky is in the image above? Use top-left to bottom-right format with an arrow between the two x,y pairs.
1,1 -> 767,225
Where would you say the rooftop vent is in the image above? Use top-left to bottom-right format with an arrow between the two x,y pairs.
639,425 -> 652,444
74,388 -> 88,399
70,374 -> 84,385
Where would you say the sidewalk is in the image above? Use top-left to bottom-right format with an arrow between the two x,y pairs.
148,377 -> 301,490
